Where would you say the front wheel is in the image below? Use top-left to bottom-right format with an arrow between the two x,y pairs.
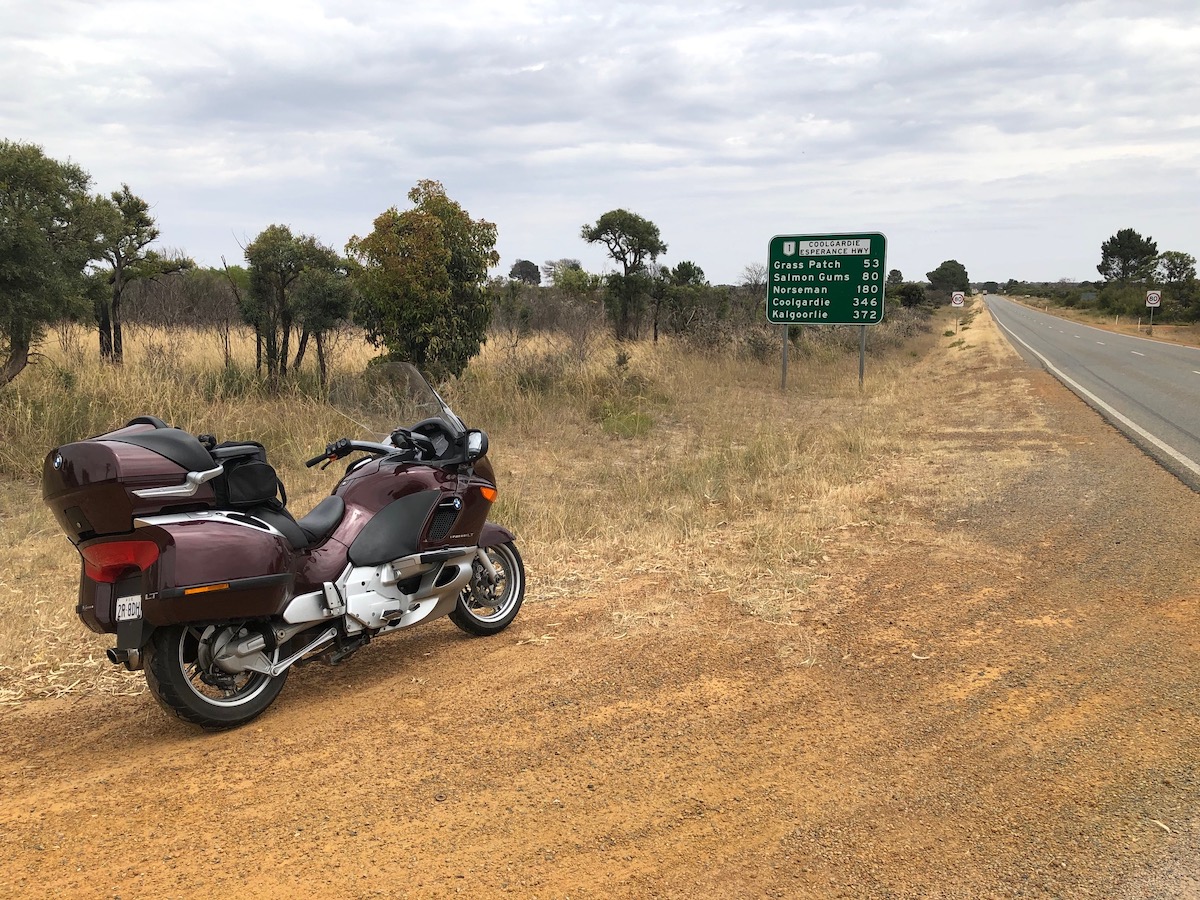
450,541 -> 525,636
144,623 -> 289,729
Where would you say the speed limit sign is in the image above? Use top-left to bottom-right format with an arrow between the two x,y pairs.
1146,291 -> 1162,308
951,292 -> 965,307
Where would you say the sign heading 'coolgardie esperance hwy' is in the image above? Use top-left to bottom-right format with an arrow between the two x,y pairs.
766,232 -> 887,325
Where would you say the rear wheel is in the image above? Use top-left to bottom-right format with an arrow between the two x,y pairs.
144,623 -> 288,729
450,541 -> 525,636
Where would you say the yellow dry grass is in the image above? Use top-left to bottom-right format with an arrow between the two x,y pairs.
0,313 -> 954,703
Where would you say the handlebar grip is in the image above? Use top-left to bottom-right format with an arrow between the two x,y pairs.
305,437 -> 352,468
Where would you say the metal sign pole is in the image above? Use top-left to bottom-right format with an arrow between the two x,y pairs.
859,326 -> 866,389
781,325 -> 789,391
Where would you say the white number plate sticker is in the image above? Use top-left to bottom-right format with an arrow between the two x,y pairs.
115,595 -> 142,621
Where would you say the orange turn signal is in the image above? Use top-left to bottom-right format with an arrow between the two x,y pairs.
478,486 -> 498,502
183,582 -> 231,596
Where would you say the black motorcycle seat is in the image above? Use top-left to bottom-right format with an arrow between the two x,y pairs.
228,497 -> 345,552
296,495 -> 346,546
240,496 -> 345,551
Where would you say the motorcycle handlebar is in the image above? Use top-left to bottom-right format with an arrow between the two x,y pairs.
305,438 -> 400,468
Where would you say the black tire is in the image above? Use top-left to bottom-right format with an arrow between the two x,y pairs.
450,541 -> 525,636
144,624 -> 288,729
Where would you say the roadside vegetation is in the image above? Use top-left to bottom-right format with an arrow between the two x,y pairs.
0,305 -> 939,703
990,228 -> 1199,326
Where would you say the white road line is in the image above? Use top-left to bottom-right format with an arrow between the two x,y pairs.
1131,351 -> 1145,357
1097,342 -> 1106,346
993,318 -> 1200,479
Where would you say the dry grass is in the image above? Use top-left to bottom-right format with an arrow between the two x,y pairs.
0,312 -> 946,703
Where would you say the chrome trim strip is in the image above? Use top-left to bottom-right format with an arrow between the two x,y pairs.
133,509 -> 288,542
131,465 -> 223,499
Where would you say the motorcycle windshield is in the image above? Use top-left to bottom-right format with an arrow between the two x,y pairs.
328,362 -> 466,441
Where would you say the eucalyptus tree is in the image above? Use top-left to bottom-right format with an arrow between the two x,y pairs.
94,183 -> 193,363
348,180 -> 499,380
0,140 -> 103,386
581,209 -> 667,340
243,225 -> 341,380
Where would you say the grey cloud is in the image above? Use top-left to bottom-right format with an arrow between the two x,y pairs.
3,0 -> 1198,282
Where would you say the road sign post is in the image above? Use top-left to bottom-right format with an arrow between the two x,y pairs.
951,291 -> 965,332
767,232 -> 887,390
1146,291 -> 1161,335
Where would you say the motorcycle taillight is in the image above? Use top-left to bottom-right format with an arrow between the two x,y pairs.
80,540 -> 160,583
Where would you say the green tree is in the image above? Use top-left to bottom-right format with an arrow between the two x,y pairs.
486,276 -> 533,346
1098,228 -> 1158,283
542,259 -> 602,299
654,262 -> 730,341
509,259 -> 541,285
348,180 -> 499,380
94,184 -> 193,363
243,225 -> 338,380
886,269 -> 904,287
0,140 -> 103,386
1158,250 -> 1198,318
926,260 -> 970,302
1158,250 -> 1196,285
651,260 -> 703,341
541,258 -> 582,285
581,209 -> 667,339
897,283 -> 927,307
291,265 -> 355,386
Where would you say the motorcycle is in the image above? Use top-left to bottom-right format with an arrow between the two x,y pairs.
41,363 -> 524,729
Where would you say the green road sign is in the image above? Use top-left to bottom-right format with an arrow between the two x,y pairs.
766,232 -> 887,325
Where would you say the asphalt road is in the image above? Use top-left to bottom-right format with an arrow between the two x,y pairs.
986,294 -> 1200,491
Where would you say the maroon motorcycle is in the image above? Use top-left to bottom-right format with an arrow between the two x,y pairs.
42,363 -> 524,729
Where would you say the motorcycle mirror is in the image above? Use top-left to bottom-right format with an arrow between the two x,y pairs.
465,429 -> 488,462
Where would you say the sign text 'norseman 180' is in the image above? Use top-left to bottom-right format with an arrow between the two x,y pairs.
766,232 -> 887,325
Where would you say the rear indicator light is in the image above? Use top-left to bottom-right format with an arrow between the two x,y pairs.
80,540 -> 160,583
183,582 -> 229,595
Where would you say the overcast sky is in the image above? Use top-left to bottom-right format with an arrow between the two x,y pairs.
3,0 -> 1198,285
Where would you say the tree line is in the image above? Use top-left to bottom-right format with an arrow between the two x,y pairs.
0,140 -> 499,388
2,139 -> 978,390
998,229 -> 1198,321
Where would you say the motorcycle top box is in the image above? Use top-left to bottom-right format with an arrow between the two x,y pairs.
43,417 -> 224,541
41,363 -> 525,729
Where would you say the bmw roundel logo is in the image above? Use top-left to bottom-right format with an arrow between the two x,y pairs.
452,498 -> 462,510
52,453 -> 64,470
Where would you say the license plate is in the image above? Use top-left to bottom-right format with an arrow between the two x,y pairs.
115,595 -> 142,621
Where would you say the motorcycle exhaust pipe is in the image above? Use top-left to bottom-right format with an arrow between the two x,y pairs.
106,647 -> 142,671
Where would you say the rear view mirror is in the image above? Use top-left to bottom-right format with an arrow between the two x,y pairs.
465,429 -> 489,462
